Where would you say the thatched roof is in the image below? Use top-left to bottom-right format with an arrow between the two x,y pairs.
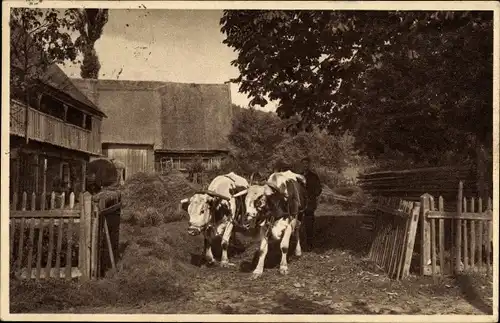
70,79 -> 232,151
41,65 -> 106,117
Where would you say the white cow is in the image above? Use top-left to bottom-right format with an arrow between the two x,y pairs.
181,172 -> 249,267
234,170 -> 307,278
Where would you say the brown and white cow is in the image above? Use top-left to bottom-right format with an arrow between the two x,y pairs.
180,172 -> 249,267
233,170 -> 307,279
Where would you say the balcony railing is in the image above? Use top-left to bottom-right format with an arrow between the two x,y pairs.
10,100 -> 102,155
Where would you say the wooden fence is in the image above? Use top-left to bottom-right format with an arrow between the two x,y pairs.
9,190 -> 122,280
365,197 -> 420,280
420,182 -> 493,279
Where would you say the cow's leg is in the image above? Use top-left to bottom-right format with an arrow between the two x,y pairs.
252,225 -> 269,279
220,221 -> 235,267
204,233 -> 216,266
279,223 -> 293,275
293,217 -> 302,257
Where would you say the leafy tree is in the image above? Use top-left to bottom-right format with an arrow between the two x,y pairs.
10,8 -> 78,141
220,11 -> 493,165
67,9 -> 109,79
227,107 -> 285,179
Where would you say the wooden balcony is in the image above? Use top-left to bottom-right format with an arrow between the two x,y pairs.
10,100 -> 102,155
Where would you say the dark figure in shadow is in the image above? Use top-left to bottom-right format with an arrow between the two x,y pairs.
300,156 -> 322,251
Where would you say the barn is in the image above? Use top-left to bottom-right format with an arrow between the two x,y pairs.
70,79 -> 233,180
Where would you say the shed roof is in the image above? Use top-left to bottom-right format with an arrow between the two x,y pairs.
70,79 -> 233,151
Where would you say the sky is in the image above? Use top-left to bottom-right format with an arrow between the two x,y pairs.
59,9 -> 278,112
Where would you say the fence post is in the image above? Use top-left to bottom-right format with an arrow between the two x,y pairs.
90,200 -> 100,279
455,181 -> 463,274
79,192 -> 92,280
420,193 -> 432,276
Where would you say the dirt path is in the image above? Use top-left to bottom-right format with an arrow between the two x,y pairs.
65,216 -> 492,315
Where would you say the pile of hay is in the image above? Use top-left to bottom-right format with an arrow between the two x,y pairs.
120,171 -> 201,226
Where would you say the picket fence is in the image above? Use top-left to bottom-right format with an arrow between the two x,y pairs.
420,182 -> 493,279
9,190 -> 122,280
365,181 -> 493,280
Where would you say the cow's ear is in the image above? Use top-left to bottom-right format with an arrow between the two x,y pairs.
180,198 -> 190,212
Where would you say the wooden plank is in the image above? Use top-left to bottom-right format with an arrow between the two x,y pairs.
12,193 -> 18,211
431,218 -> 437,280
455,181 -> 463,274
22,192 -> 27,211
26,218 -> 36,277
401,202 -> 420,279
396,217 -> 410,280
50,191 -> 56,210
425,211 -> 492,220
83,192 -> 92,279
60,192 -> 65,209
486,220 -> 491,274
420,195 -> 431,276
462,197 -> 468,271
10,209 -> 82,218
69,192 -> 75,210
98,202 -> 122,217
45,218 -> 55,278
55,218 -> 64,278
438,196 -> 445,275
103,217 -> 117,271
31,192 -> 36,211
388,223 -> 400,277
10,220 -> 17,264
470,197 -> 476,271
91,202 -> 99,279
35,218 -> 44,280
66,217 -> 73,280
16,219 -> 26,274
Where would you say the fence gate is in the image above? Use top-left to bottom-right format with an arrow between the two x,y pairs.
9,190 -> 122,280
366,197 -> 420,280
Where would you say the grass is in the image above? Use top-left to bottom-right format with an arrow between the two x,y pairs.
10,221 -> 201,313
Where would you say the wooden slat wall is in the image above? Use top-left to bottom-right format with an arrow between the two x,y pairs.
10,100 -> 101,156
103,145 -> 154,179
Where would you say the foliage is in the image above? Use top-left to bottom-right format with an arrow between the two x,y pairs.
66,9 -> 109,79
220,11 -> 493,164
10,8 -> 78,101
226,106 -> 358,185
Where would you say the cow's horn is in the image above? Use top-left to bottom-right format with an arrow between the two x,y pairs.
196,190 -> 231,201
232,189 -> 248,198
180,198 -> 189,204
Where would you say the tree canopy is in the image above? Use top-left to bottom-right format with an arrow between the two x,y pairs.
224,105 -> 357,183
10,8 -> 78,100
220,11 -> 493,164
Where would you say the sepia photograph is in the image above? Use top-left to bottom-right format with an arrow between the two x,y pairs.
1,1 -> 498,321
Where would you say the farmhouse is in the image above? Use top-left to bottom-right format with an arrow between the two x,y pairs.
9,64 -> 107,207
70,79 -> 233,180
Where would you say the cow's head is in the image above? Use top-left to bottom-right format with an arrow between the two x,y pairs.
181,190 -> 230,236
233,182 -> 281,229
